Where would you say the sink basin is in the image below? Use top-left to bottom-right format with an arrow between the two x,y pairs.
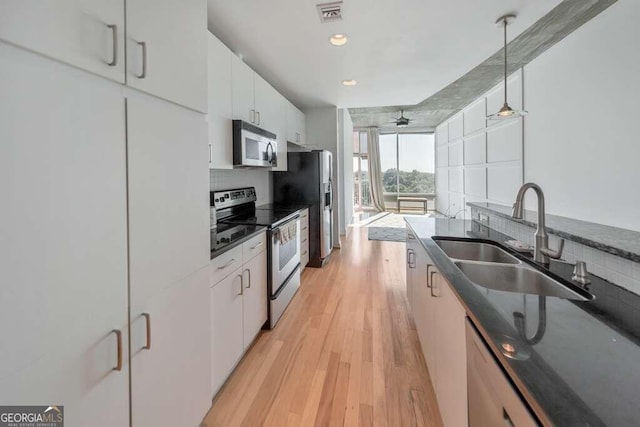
435,239 -> 520,264
454,261 -> 591,301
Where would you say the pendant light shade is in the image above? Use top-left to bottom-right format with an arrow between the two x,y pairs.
487,14 -> 528,120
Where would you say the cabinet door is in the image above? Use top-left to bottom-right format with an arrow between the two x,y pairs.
258,84 -> 287,171
297,108 -> 307,145
127,93 -> 210,309
286,101 -> 298,143
413,249 -> 436,377
0,43 -> 129,427
231,54 -> 255,123
286,101 -> 306,144
433,273 -> 468,427
211,269 -> 245,395
254,73 -> 282,131
126,0 -> 207,112
207,32 -> 233,169
131,267 -> 211,427
243,251 -> 268,347
0,0 -> 125,82
406,231 -> 419,309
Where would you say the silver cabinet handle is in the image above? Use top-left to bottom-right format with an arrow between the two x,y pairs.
302,250 -> 308,255
250,242 -> 263,250
107,24 -> 117,66
217,258 -> 236,270
430,271 -> 439,297
142,313 -> 151,350
407,233 -> 416,240
237,274 -> 244,295
256,111 -> 261,125
244,268 -> 251,289
250,109 -> 255,123
112,329 -> 123,371
137,41 -> 147,79
426,264 -> 432,288
407,249 -> 416,268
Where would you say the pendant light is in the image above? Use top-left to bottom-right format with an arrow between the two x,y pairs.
487,14 -> 527,120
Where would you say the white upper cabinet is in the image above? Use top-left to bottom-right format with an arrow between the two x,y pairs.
254,73 -> 285,133
0,0 -> 126,82
231,54 -> 255,123
127,92 -> 210,309
256,77 -> 287,171
0,43 -> 129,427
229,54 -> 289,169
126,0 -> 207,112
286,101 -> 306,145
207,32 -> 233,170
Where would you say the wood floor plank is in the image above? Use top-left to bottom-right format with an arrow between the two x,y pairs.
203,228 -> 442,427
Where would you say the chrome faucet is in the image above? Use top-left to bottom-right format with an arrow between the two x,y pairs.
512,183 -> 564,264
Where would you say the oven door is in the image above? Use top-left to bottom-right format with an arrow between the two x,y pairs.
270,216 -> 301,295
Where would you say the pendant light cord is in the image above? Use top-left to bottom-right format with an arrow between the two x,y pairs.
503,18 -> 508,105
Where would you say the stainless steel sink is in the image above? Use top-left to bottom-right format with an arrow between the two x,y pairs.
435,239 -> 520,264
454,261 -> 591,301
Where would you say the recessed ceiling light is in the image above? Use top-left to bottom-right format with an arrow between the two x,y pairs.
329,34 -> 348,46
342,79 -> 357,86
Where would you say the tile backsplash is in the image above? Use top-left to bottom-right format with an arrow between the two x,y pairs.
471,207 -> 640,296
209,168 -> 273,206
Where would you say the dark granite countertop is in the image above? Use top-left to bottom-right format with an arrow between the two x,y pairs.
468,202 -> 640,263
210,225 -> 267,260
405,217 -> 640,427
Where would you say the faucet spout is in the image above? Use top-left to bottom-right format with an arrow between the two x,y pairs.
512,183 -> 563,264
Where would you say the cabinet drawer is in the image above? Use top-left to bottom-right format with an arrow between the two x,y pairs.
211,245 -> 243,284
300,209 -> 309,231
243,231 -> 267,262
301,250 -> 309,268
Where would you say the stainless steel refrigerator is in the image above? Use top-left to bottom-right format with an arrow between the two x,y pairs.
273,150 -> 333,267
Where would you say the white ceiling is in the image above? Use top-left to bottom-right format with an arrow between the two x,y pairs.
207,0 -> 563,110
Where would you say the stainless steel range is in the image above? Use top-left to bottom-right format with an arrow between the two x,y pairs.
212,187 -> 301,328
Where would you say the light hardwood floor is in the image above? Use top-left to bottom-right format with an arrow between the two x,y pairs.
202,227 -> 442,427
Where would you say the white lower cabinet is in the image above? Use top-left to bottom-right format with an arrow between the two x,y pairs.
407,239 -> 467,427
0,43 -> 130,427
466,320 -> 537,427
130,267 -> 211,427
432,272 -> 468,427
211,268 -> 245,395
300,208 -> 310,269
242,251 -> 268,346
211,232 -> 268,396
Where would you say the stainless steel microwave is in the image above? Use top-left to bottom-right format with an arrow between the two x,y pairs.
233,120 -> 277,168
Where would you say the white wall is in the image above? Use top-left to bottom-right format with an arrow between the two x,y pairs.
304,106 -> 341,247
523,0 -> 640,231
435,71 -> 524,218
338,108 -> 354,235
209,169 -> 273,205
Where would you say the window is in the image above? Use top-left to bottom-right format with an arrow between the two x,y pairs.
379,132 -> 435,210
353,131 -> 372,210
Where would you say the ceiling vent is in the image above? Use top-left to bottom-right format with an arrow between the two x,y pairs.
317,1 -> 343,23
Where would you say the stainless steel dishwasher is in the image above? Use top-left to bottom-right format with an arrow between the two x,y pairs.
466,319 -> 539,427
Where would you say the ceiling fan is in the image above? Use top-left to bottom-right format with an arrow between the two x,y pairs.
389,109 -> 411,128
